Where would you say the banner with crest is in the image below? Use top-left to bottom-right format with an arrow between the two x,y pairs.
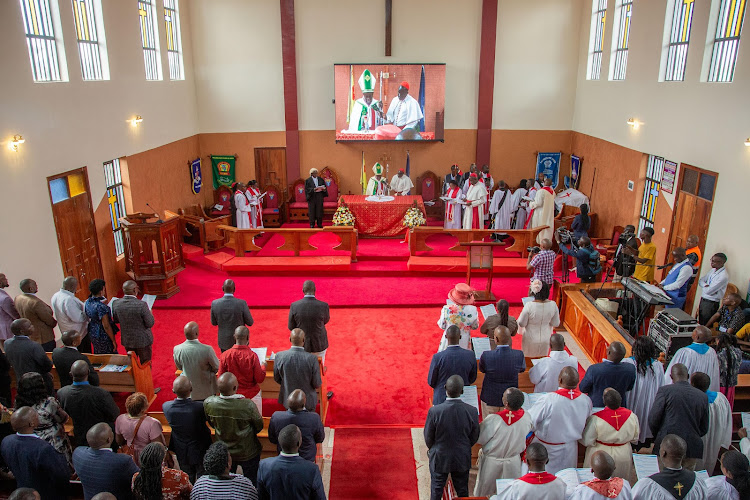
211,155 -> 235,189
190,158 -> 202,194
535,152 -> 561,189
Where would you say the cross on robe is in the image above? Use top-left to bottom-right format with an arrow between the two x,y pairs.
568,389 -> 576,399
611,412 -> 621,429
536,474 -> 545,483
506,411 -> 513,425
674,481 -> 684,496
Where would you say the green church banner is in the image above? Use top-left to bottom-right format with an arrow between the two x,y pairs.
211,155 -> 236,189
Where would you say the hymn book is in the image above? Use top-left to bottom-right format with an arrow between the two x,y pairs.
471,337 -> 491,360
460,385 -> 480,414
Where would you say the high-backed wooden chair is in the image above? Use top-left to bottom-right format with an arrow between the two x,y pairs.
262,185 -> 283,227
320,167 -> 340,216
287,178 -> 309,221
416,170 -> 442,218
212,186 -> 233,217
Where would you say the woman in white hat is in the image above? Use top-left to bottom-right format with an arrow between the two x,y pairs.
437,283 -> 479,351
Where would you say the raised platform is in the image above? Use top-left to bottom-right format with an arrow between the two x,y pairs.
222,256 -> 352,272
406,256 -> 529,275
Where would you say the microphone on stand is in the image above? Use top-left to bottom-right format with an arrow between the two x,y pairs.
146,203 -> 163,223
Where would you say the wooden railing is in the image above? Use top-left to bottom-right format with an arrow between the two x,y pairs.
407,227 -> 547,257
218,226 -> 358,262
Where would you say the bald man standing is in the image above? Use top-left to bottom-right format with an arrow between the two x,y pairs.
274,329 -> 322,412
579,341 -> 636,407
219,326 -> 266,411
111,280 -> 154,363
173,321 -> 219,400
210,280 -> 253,353
268,390 -> 325,463
51,276 -> 90,352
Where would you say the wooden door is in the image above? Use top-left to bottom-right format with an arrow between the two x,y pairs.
47,167 -> 104,301
666,164 -> 718,311
254,148 -> 287,192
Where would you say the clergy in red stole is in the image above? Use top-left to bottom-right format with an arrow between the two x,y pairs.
570,451 -> 633,500
474,388 -> 534,496
462,174 -> 487,230
246,180 -> 264,229
580,388 -> 640,480
528,367 -> 593,474
443,179 -> 465,230
492,442 -> 567,500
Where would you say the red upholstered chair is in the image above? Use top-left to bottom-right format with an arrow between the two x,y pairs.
262,185 -> 282,227
320,167 -> 340,216
212,186 -> 232,216
287,178 -> 309,221
417,170 -> 443,218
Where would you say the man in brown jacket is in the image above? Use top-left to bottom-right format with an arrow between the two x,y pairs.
14,279 -> 57,351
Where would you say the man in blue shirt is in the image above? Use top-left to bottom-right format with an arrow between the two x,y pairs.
427,326 -> 477,405
558,235 -> 602,283
479,326 -> 525,418
579,341 -> 636,407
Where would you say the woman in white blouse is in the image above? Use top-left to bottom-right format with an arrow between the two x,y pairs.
517,280 -> 560,357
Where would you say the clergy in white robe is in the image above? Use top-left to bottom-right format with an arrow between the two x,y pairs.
344,69 -> 382,133
366,162 -> 389,196
528,334 -> 578,393
705,476 -> 741,500
481,167 -> 494,221
247,184 -> 263,229
690,373 -> 732,473
528,367 -> 593,474
665,328 -> 720,392
527,181 -> 555,244
570,479 -> 633,500
631,473 -> 707,500
580,389 -> 640,480
443,181 -> 464,229
511,183 -> 528,230
234,186 -> 252,229
389,170 -> 413,195
489,182 -> 514,231
623,352 -> 664,445
704,450 -> 750,500
491,442 -> 568,500
474,389 -> 534,496
462,174 -> 487,230
384,82 -> 423,129
554,188 -> 590,212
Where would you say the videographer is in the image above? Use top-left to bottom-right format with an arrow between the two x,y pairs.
557,232 -> 602,283
525,239 -> 555,290
612,224 -> 638,281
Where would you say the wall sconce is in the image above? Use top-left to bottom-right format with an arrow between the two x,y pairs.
130,115 -> 143,127
745,138 -> 750,147
8,135 -> 25,152
626,118 -> 640,130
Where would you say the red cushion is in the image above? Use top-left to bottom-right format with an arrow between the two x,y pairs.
294,183 -> 306,203
265,190 -> 280,209
323,202 -> 338,208
323,179 -> 339,202
289,202 -> 308,209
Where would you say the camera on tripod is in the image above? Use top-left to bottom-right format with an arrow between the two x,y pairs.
556,227 -> 573,245
618,228 -> 634,245
527,246 -> 541,253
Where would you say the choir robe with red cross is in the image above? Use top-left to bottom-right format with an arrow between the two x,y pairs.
491,472 -> 568,500
473,409 -> 534,496
443,186 -> 464,230
580,407 -> 640,480
570,477 -> 633,500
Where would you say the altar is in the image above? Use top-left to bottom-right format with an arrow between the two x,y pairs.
340,195 -> 426,237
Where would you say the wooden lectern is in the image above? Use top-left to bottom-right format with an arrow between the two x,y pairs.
460,242 -> 505,302
120,213 -> 185,298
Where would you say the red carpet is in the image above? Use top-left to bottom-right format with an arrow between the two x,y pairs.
328,428 -> 419,500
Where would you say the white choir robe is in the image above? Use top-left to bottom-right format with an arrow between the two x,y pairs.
247,187 -> 263,229
664,344 -> 721,392
474,410 -> 534,496
512,188 -> 528,230
570,479 -> 633,500
491,474 -> 568,500
529,351 -> 579,393
389,174 -> 414,195
528,188 -> 555,243
622,357 -> 664,443
482,175 -> 494,220
345,98 -> 382,132
631,476 -> 708,500
462,183 -> 487,229
234,191 -> 252,229
489,189 -> 514,231
697,391 -> 732,473
705,476 -> 740,500
385,94 -> 423,128
580,409 -> 640,480
443,187 -> 464,229
528,390 -> 593,474
366,176 -> 389,196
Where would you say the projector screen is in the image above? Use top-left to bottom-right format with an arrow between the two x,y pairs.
334,64 -> 445,142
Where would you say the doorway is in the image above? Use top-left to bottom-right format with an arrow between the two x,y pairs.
254,147 -> 288,193
47,167 -> 104,301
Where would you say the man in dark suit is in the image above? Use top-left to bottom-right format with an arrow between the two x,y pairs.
579,341 -> 636,407
478,325 -> 525,418
268,389 -> 325,462
443,164 -> 463,194
648,363 -> 709,470
256,424 -> 326,500
305,168 -> 328,229
210,279 -> 254,352
288,280 -> 330,361
163,375 -> 212,483
427,325 -> 477,405
5,319 -> 54,394
57,360 -> 120,446
52,330 -> 99,387
0,408 -> 69,500
111,280 -> 154,363
424,375 -> 479,500
14,279 -> 57,351
72,422 -> 140,500
274,329 -> 322,412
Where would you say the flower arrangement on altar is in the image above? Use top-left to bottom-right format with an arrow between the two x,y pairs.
402,202 -> 426,228
332,204 -> 355,226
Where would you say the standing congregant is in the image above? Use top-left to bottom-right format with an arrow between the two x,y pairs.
690,371 -> 732,474
210,279 -> 254,353
14,279 -> 57,351
304,168 -> 327,229
526,177 -> 555,243
173,321 -> 219,401
570,451 -> 633,500
274,329 -> 322,412
491,442 -> 568,500
0,274 -> 19,349
462,173 -> 487,229
437,283 -> 479,350
665,325 -> 720,392
427,325 -> 477,405
111,280 -> 154,363
631,434 -> 708,499
528,333 -> 578,393
623,336 -> 664,448
478,326 -> 525,418
288,280 -> 330,362
579,341 -> 636,407
219,325 -> 266,411
51,276 -> 90,352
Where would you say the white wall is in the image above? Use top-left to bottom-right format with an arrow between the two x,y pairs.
0,0 -> 199,303
572,0 -> 750,295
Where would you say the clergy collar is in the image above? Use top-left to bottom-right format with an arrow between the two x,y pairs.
223,293 -> 234,297
290,346 -> 305,350
304,294 -> 316,298
445,397 -> 462,401
16,433 -> 40,438
280,452 -> 300,457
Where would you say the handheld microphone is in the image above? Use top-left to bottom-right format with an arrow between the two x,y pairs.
146,203 -> 163,223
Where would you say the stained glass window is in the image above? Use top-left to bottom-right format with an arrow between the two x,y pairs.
610,0 -> 634,80
663,0 -> 696,81
588,0 -> 608,80
19,0 -> 67,82
104,159 -> 127,257
164,0 -> 184,80
137,0 -> 162,81
707,0 -> 746,82
71,0 -> 108,81
639,155 -> 665,233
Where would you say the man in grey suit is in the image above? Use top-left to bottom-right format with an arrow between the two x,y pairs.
274,329 -> 321,412
288,281 -> 330,361
173,321 -> 219,400
5,318 -> 54,394
210,279 -> 253,352
111,281 -> 154,363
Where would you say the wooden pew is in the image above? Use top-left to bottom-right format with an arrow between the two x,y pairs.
218,225 -> 358,262
260,357 -> 329,424
407,226 -> 547,257
167,206 -> 230,253
11,351 -> 156,406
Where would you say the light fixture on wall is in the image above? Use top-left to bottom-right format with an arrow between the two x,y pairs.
130,115 -> 143,127
745,137 -> 750,147
626,118 -> 640,130
8,134 -> 25,152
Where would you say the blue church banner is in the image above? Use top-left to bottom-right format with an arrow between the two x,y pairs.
190,158 -> 202,194
535,152 -> 561,189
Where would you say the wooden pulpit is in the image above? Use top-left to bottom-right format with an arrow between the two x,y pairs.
460,242 -> 505,302
120,213 -> 185,298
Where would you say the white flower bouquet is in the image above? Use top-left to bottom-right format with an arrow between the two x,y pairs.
332,204 -> 355,226
402,203 -> 426,228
